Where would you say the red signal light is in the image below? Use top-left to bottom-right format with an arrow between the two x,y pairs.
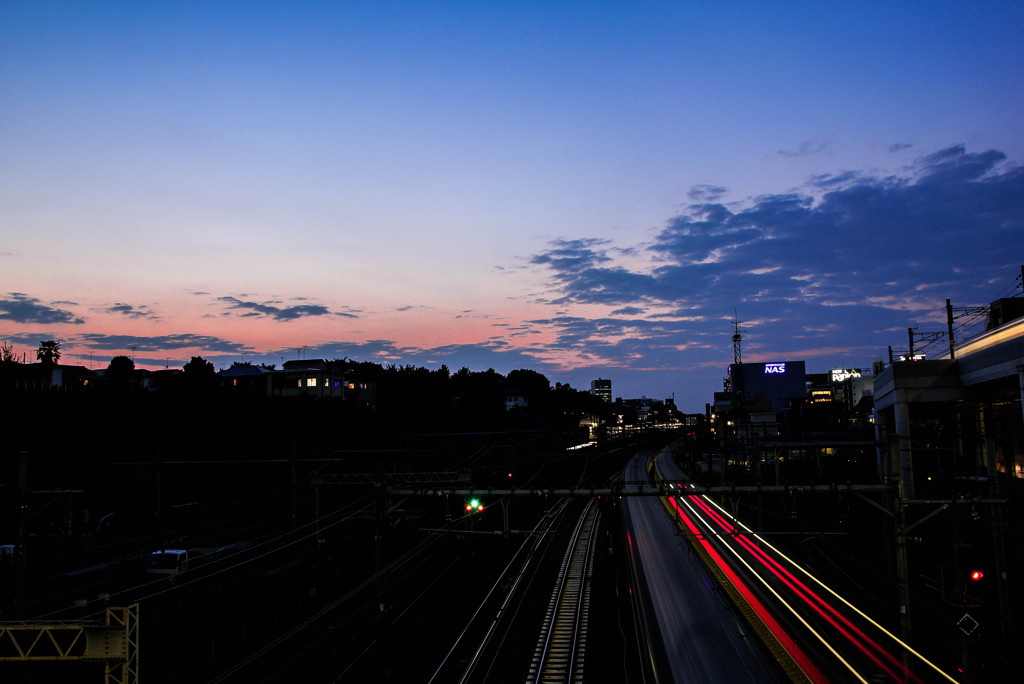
970,570 -> 984,581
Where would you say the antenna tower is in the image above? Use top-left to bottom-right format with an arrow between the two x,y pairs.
732,311 -> 746,365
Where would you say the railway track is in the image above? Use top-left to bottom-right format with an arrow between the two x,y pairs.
527,498 -> 600,684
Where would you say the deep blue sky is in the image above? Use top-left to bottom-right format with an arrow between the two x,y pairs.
2,1 -> 1023,411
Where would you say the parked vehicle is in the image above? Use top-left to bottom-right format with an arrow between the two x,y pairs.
147,548 -> 190,575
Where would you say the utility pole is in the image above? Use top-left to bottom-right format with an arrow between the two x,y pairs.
946,299 -> 956,359
16,451 -> 28,616
290,444 -> 298,527
730,312 -> 747,484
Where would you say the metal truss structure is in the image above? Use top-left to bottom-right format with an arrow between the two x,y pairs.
0,604 -> 139,684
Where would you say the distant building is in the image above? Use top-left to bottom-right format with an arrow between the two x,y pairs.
728,361 -> 807,413
275,359 -> 344,399
502,383 -> 529,411
590,378 -> 612,403
339,377 -> 376,409
219,364 -> 274,396
829,368 -> 873,411
0,362 -> 97,391
805,373 -> 834,403
215,359 -> 376,406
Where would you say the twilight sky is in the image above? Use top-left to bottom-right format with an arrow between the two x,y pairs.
2,1 -> 1023,411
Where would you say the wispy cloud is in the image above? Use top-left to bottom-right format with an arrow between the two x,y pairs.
74,333 -> 253,354
776,140 -> 830,159
687,185 -> 728,202
217,296 -> 358,321
0,293 -> 85,325
525,145 -> 1024,377
535,146 -> 1022,313
101,302 -> 160,320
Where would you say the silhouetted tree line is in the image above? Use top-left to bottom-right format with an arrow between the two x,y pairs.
1,346 -> 613,449
318,358 -> 611,433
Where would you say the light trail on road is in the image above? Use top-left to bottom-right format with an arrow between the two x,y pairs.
664,492 -> 828,684
665,485 -> 958,684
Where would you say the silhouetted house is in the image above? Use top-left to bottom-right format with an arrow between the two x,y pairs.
1,362 -> 97,391
274,359 -> 343,399
501,381 -> 529,411
215,359 -> 376,404
339,377 -> 376,409
219,365 -> 274,396
54,364 -> 98,390
145,368 -> 182,392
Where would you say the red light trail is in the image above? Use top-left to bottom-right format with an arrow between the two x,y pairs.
665,485 -> 957,684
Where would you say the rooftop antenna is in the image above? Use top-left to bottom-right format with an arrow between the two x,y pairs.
731,310 -> 746,365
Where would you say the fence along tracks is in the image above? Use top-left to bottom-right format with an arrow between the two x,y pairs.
528,498 -> 600,684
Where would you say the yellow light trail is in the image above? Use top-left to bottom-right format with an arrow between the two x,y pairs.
701,496 -> 958,684
674,492 -> 869,684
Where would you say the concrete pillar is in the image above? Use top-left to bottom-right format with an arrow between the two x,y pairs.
1018,366 -> 1024,432
894,388 -> 914,500
892,388 -> 914,649
874,408 -> 890,482
981,404 -> 1013,640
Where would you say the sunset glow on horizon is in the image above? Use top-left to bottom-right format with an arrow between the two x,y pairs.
3,1 -> 1023,410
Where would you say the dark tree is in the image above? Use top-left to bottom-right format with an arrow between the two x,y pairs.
181,356 -> 218,395
36,339 -> 61,365
105,355 -> 135,388
183,356 -> 216,378
506,369 -> 551,395
450,367 -> 506,428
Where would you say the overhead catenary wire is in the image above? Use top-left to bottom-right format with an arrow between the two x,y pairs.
27,487 -> 376,623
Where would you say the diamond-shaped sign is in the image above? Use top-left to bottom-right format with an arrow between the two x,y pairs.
958,613 -> 979,636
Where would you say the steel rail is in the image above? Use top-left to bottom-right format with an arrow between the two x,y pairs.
527,498 -> 600,684
426,499 -> 571,683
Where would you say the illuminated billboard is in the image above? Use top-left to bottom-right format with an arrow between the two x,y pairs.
830,368 -> 863,383
728,361 -> 807,412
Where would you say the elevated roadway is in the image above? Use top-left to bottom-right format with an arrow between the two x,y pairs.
627,446 -> 961,683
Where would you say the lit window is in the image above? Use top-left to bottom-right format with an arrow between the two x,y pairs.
307,377 -> 318,387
